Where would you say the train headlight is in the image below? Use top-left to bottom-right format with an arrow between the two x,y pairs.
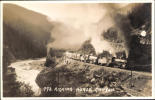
140,30 -> 146,37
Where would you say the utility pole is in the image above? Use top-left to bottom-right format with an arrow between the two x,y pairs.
130,61 -> 134,88
57,72 -> 59,88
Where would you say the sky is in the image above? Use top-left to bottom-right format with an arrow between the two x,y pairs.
10,2 -> 129,23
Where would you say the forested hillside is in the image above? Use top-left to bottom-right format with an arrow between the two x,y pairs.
3,4 -> 53,74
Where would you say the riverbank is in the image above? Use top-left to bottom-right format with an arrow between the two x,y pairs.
8,58 -> 46,96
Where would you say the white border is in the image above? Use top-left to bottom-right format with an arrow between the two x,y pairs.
1,0 -> 154,99
152,1 -> 155,99
1,1 -> 3,100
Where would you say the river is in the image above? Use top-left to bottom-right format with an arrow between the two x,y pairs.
8,58 -> 46,96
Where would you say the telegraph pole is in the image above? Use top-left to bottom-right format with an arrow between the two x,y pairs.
130,61 -> 134,88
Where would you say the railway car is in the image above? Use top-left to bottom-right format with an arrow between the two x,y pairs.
89,56 -> 97,64
80,55 -> 85,62
98,57 -> 107,66
71,53 -> 77,59
65,51 -> 72,58
75,53 -> 81,60
64,51 -> 127,69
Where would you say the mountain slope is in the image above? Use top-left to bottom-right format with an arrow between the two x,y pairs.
3,3 -> 53,73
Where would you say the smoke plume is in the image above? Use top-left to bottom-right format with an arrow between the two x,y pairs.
12,3 -> 143,55
46,3 -> 140,55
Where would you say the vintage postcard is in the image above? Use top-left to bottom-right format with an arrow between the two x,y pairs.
0,0 -> 154,99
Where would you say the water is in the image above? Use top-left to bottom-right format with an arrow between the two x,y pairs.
9,58 -> 46,96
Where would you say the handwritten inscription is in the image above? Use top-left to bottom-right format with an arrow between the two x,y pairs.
43,87 -> 114,93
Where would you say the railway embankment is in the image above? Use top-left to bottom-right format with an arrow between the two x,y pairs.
36,59 -> 152,97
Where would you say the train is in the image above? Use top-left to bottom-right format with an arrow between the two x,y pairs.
64,51 -> 127,69
45,30 -> 151,72
63,32 -> 151,71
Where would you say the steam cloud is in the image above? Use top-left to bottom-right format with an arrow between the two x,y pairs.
46,3 -> 140,55
12,2 -> 140,54
15,3 -> 140,55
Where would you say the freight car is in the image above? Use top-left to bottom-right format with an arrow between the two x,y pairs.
98,57 -> 107,66
89,56 -> 97,64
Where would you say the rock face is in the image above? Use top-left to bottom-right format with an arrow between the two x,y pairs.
127,34 -> 151,72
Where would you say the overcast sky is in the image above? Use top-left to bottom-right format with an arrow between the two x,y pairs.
9,2 -> 129,23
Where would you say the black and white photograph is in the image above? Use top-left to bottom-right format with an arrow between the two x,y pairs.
1,1 -> 154,98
